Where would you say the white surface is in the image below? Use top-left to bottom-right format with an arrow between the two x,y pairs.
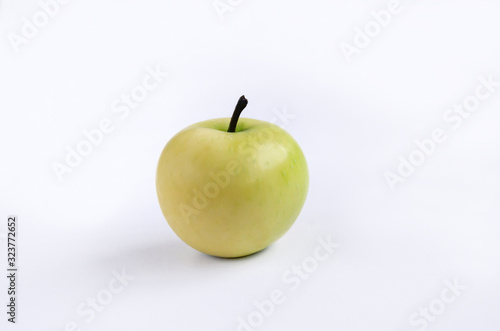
1,1 -> 500,330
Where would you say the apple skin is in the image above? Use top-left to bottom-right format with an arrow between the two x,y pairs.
156,117 -> 308,258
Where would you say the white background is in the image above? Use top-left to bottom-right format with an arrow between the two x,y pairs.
1,0 -> 500,330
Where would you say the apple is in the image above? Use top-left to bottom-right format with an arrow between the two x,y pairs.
156,96 -> 308,258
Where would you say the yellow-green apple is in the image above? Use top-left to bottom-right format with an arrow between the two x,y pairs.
156,96 -> 308,258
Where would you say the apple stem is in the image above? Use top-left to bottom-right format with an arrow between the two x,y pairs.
227,95 -> 248,133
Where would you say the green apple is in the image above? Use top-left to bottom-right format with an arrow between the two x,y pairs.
156,96 -> 308,258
